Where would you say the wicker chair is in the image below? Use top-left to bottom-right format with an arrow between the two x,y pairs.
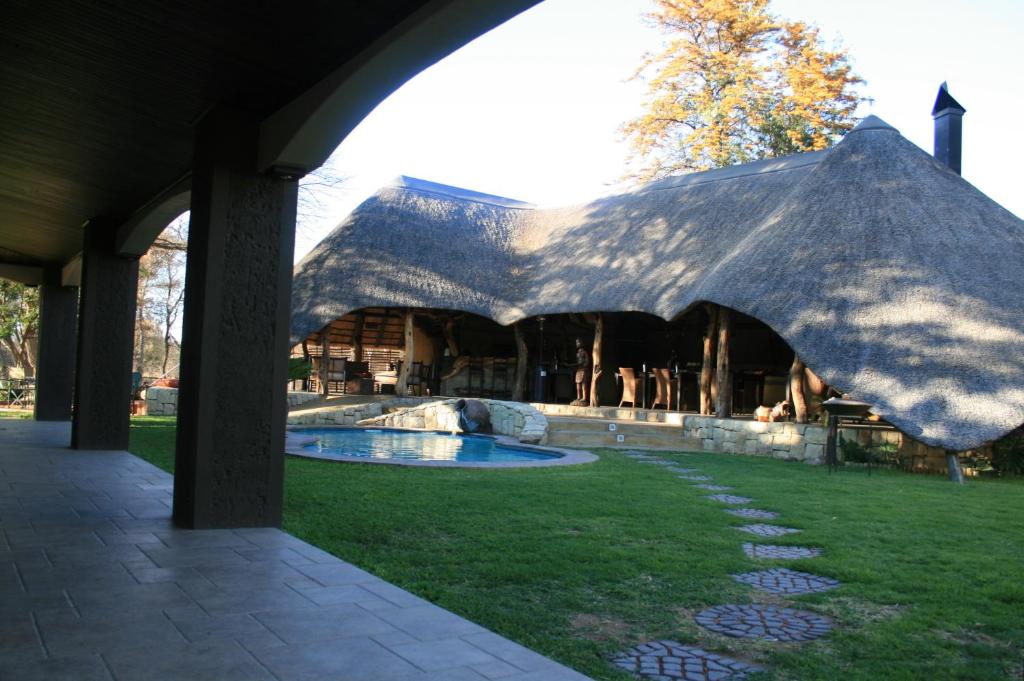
618,367 -> 641,407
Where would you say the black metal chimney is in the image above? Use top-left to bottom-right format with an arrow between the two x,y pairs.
932,82 -> 966,175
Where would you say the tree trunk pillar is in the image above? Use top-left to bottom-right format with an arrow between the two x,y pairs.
173,107 -> 297,529
352,312 -> 365,363
319,329 -> 331,398
35,266 -> 78,421
396,310 -> 414,395
72,220 -> 139,449
789,354 -> 808,423
700,304 -> 718,415
589,313 -> 603,407
512,322 -> 528,402
715,307 -> 732,419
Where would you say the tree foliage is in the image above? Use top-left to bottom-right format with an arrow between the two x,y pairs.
622,0 -> 868,180
135,218 -> 187,378
0,281 -> 39,375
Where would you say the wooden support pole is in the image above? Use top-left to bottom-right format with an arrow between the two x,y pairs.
319,329 -> 330,398
804,365 -> 828,397
352,312 -> 365,363
443,317 -> 460,357
512,322 -> 528,402
396,310 -> 414,395
589,313 -> 603,407
715,307 -> 732,419
789,354 -> 808,423
700,304 -> 718,415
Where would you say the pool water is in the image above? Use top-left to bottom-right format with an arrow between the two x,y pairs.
296,428 -> 559,463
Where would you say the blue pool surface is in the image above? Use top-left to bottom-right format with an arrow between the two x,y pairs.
296,428 -> 560,463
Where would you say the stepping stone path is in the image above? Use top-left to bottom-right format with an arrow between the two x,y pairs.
735,524 -> 801,537
706,494 -> 752,505
742,543 -> 822,560
725,508 -> 779,520
695,604 -> 832,642
618,446 -> 840,678
732,568 -> 840,595
611,640 -> 763,680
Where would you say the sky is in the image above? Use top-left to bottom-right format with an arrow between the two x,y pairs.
294,0 -> 1024,260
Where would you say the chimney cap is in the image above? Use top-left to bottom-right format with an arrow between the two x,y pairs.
932,82 -> 966,117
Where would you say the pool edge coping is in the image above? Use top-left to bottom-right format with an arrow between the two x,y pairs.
284,426 -> 599,468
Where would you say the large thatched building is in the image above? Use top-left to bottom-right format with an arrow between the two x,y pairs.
291,114 -> 1024,452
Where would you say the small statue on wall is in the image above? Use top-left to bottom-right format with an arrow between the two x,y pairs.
570,337 -> 590,406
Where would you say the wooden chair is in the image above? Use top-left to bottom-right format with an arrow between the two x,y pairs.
618,367 -> 641,407
652,368 -> 671,409
490,358 -> 510,399
407,361 -> 424,396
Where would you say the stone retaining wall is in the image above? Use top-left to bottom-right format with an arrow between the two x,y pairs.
682,415 -> 900,464
286,397 -> 429,428
146,388 -> 323,417
145,387 -> 179,416
354,399 -> 548,444
287,391 -> 321,407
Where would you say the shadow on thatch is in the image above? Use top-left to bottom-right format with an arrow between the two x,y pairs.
290,118 -> 1024,451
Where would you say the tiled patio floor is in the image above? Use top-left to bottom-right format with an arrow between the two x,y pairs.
0,420 -> 592,681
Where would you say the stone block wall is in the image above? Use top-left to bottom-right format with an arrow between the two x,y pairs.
145,387 -> 179,416
287,391 -> 320,407
147,388 -> 322,417
354,398 -> 548,444
683,415 -> 902,464
287,401 -> 384,426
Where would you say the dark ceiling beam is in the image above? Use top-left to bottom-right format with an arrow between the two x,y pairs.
0,263 -> 44,285
258,0 -> 541,173
61,254 -> 82,287
115,176 -> 192,257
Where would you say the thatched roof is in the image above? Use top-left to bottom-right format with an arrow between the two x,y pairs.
291,116 -> 1024,450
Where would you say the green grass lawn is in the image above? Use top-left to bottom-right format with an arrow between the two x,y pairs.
0,409 -> 32,419
129,416 -> 1024,680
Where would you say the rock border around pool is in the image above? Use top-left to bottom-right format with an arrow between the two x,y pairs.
284,428 -> 599,469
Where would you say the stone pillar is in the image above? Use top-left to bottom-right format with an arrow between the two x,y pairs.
71,221 -> 139,449
173,108 -> 299,529
34,267 -> 78,421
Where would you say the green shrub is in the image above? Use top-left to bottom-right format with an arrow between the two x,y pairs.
288,357 -> 313,382
991,429 -> 1024,477
839,435 -> 898,465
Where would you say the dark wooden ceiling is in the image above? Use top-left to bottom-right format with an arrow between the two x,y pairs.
0,0 -> 434,266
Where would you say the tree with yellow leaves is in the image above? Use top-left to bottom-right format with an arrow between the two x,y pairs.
622,0 -> 867,180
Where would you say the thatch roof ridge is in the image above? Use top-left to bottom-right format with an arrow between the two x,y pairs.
291,117 -> 1024,450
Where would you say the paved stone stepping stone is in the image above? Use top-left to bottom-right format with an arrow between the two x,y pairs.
732,568 -> 840,595
706,494 -> 752,505
678,475 -> 713,481
735,524 -> 801,537
694,484 -> 732,491
725,508 -> 779,520
695,604 -> 832,642
611,640 -> 763,680
742,543 -> 821,560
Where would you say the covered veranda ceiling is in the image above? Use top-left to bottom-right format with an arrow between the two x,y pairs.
0,0 -> 539,276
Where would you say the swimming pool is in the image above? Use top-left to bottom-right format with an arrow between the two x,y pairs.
292,427 -> 562,464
